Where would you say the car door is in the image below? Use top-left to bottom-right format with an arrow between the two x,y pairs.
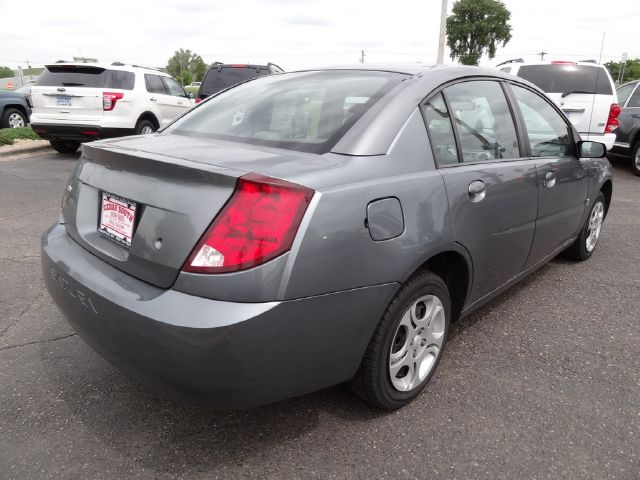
160,76 -> 191,118
508,83 -> 589,268
425,80 -> 538,304
144,74 -> 177,126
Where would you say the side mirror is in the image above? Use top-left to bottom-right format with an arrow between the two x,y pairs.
578,141 -> 606,158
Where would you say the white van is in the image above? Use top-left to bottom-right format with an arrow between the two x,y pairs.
497,60 -> 620,150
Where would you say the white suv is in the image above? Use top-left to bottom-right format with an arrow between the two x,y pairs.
497,60 -> 620,150
31,62 -> 194,153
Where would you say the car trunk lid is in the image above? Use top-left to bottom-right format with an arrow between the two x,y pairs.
62,135 -> 332,288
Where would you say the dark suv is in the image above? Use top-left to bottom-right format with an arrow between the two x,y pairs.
611,80 -> 640,175
196,63 -> 283,102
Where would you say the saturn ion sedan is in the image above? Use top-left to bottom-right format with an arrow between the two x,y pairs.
42,65 -> 613,410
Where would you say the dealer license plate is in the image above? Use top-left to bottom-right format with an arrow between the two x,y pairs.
98,192 -> 138,248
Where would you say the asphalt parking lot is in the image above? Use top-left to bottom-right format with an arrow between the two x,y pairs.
0,151 -> 639,480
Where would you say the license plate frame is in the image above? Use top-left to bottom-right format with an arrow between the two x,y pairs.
98,192 -> 138,248
56,95 -> 72,107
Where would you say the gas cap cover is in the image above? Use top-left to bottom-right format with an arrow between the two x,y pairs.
366,197 -> 404,241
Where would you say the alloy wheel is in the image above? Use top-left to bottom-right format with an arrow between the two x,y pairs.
8,112 -> 25,128
389,294 -> 445,392
585,200 -> 604,253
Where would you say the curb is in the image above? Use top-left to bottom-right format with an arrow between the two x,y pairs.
0,140 -> 53,160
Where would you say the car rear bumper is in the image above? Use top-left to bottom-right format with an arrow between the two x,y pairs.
32,123 -> 135,142
581,132 -> 616,151
41,222 -> 396,409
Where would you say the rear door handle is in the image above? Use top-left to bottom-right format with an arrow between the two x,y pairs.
177,100 -> 183,105
150,97 -> 158,102
468,180 -> 486,203
544,171 -> 556,188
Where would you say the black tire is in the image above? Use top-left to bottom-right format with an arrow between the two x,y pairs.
1,108 -> 27,129
135,119 -> 156,135
350,271 -> 451,410
631,142 -> 640,177
563,193 -> 606,261
49,140 -> 80,154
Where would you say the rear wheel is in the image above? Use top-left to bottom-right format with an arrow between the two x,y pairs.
631,142 -> 640,176
136,119 -> 156,135
563,193 -> 605,261
1,108 -> 27,128
49,140 -> 80,154
350,271 -> 450,410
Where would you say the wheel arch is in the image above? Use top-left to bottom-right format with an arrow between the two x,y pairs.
136,111 -> 160,130
600,179 -> 613,217
402,246 -> 473,323
1,103 -> 29,122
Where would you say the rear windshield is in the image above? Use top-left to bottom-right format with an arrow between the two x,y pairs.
200,67 -> 271,97
517,65 -> 612,96
170,70 -> 406,154
37,66 -> 135,90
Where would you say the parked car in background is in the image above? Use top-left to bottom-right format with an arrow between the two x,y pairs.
0,90 -> 31,128
497,60 -> 620,150
610,80 -> 640,175
30,62 -> 193,153
189,81 -> 201,87
196,62 -> 283,102
42,65 -> 612,411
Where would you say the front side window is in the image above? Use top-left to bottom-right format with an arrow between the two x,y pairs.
423,93 -> 459,166
511,84 -> 575,157
145,74 -> 167,94
168,70 -> 405,154
162,77 -> 186,97
616,82 -> 637,106
444,81 -> 520,162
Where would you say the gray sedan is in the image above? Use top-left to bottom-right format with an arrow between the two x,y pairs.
41,65 -> 613,410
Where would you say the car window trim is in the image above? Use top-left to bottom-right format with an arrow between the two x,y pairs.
161,76 -> 187,97
426,77 -> 525,168
505,80 -> 579,159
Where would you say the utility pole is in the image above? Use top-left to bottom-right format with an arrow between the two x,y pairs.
538,51 -> 548,61
26,60 -> 32,82
360,50 -> 365,64
437,0 -> 448,64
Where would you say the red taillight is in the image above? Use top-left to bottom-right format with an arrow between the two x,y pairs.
605,103 -> 621,133
103,92 -> 124,111
195,97 -> 202,104
183,174 -> 314,273
551,60 -> 576,65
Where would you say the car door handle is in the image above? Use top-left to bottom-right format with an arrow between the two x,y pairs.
468,180 -> 486,203
150,97 -> 158,102
544,171 -> 556,188
177,100 -> 183,105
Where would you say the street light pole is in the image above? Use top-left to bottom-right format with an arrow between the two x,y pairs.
437,0 -> 448,64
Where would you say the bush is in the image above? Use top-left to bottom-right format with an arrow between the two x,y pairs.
0,127 -> 41,146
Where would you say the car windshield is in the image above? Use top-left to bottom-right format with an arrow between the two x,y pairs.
517,64 -> 612,96
169,70 -> 406,154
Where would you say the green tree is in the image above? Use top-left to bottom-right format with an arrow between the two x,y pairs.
446,0 -> 512,66
0,66 -> 14,79
605,58 -> 640,84
166,49 -> 207,85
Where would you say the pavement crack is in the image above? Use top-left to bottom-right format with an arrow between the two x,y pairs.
0,333 -> 77,354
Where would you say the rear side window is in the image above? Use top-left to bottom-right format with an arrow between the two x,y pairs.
517,65 -> 613,96
105,70 -> 135,90
169,70 -> 405,154
444,81 -> 520,162
145,74 -> 167,94
37,66 -> 106,87
511,84 -> 575,157
627,87 -> 640,108
200,67 -> 271,97
423,93 -> 459,166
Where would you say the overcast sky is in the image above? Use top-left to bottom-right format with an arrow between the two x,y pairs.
0,0 -> 638,71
